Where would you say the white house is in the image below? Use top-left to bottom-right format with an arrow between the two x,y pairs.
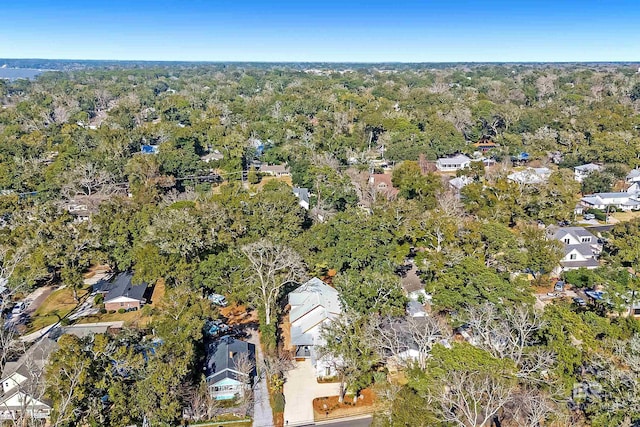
626,169 -> 640,184
507,167 -> 552,185
574,163 -> 602,182
293,187 -> 310,210
548,226 -> 602,271
436,154 -> 471,172
288,278 -> 342,378
0,338 -> 57,421
581,190 -> 640,211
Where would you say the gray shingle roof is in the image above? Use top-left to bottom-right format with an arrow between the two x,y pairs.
574,163 -> 602,172
560,259 -> 600,269
293,187 -> 310,205
205,337 -> 255,384
102,273 -> 147,303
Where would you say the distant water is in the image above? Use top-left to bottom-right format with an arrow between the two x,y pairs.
0,68 -> 43,80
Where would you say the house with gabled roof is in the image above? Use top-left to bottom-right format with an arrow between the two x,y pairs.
580,190 -> 640,211
94,273 -> 148,312
548,226 -> 602,271
205,336 -> 255,400
574,163 -> 602,182
293,187 -> 310,210
626,169 -> 640,184
368,173 -> 399,199
0,338 -> 57,421
288,278 -> 342,378
258,163 -> 290,177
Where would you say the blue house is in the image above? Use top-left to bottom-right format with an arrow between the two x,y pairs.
205,337 -> 255,400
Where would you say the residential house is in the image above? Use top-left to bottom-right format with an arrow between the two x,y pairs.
66,202 -> 91,222
435,154 -> 471,172
205,336 -> 255,400
627,169 -> 640,184
548,226 -> 602,271
0,338 -> 56,421
400,264 -> 430,303
293,187 -> 310,210
481,157 -> 496,167
507,167 -> 552,185
368,174 -> 399,199
94,273 -> 148,312
258,164 -> 290,177
574,163 -> 602,182
580,190 -> 640,211
201,150 -> 224,163
288,278 -> 342,378
473,140 -> 497,152
448,176 -> 473,192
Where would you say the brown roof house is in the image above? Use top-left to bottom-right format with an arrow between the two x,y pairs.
368,173 -> 398,199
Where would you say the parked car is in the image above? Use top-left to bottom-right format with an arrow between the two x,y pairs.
205,319 -> 230,337
11,302 -> 25,314
554,281 -> 565,292
208,293 -> 228,307
573,297 -> 587,307
584,213 -> 595,220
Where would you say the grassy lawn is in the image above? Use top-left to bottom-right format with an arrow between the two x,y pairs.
611,211 -> 640,223
27,287 -> 89,332
76,309 -> 149,326
76,279 -> 164,328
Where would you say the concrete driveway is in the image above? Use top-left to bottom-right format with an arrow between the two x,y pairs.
283,360 -> 341,426
247,330 -> 273,427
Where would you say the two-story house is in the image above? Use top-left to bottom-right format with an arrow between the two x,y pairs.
548,226 -> 602,271
288,278 -> 342,378
0,338 -> 57,422
205,336 -> 255,401
574,163 -> 602,182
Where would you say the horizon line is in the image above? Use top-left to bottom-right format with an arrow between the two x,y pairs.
2,57 -> 640,66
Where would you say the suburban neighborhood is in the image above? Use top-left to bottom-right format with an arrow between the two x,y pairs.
1,56 -> 640,427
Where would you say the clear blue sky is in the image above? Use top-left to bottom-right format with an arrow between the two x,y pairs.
0,0 -> 638,62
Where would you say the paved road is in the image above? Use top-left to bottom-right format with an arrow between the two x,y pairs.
316,416 -> 373,427
248,330 -> 274,427
585,224 -> 613,233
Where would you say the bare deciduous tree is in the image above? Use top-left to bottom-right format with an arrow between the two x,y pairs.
234,351 -> 255,402
241,239 -> 305,325
507,388 -> 557,427
433,370 -> 514,427
369,315 -> 449,371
